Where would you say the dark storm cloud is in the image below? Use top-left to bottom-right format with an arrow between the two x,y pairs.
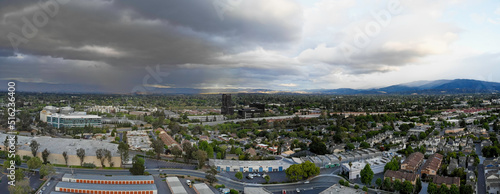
0,0 -> 302,67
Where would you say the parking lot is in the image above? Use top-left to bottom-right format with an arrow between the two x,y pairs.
221,171 -> 290,184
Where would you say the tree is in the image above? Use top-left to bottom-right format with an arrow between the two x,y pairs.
402,180 -> 413,194
438,184 -> 449,193
302,160 -> 320,178
264,175 -> 270,183
8,179 -> 31,194
171,146 -> 182,161
205,166 -> 218,184
285,163 -> 304,181
362,186 -> 368,192
151,138 -> 165,159
129,155 -> 145,175
14,155 -> 21,165
206,145 -> 214,158
1,160 -> 9,172
193,149 -> 208,169
384,158 -> 400,172
235,171 -> 243,180
309,138 -> 328,155
96,149 -> 106,167
427,183 -> 438,194
39,164 -> 55,178
14,169 -> 24,181
182,141 -> 195,163
360,164 -> 374,186
450,184 -> 459,194
383,178 -> 392,191
345,143 -> 355,150
393,179 -> 402,192
105,149 -> 113,167
76,148 -> 85,166
41,148 -> 50,164
375,178 -> 382,189
360,142 -> 370,149
354,184 -> 359,189
27,157 -> 42,171
118,142 -> 129,164
62,151 -> 69,166
285,161 -> 319,181
30,140 -> 40,157
460,184 -> 473,194
415,178 -> 422,193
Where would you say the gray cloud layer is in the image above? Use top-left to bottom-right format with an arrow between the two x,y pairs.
0,0 -> 491,92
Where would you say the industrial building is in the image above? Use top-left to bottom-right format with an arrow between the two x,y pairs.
62,174 -> 154,184
55,182 -> 157,194
127,130 -> 153,151
166,177 -> 188,194
193,183 -> 215,194
319,184 -> 365,194
341,156 -> 392,180
55,174 -> 157,194
0,134 -> 120,167
209,158 -> 296,172
299,148 -> 385,168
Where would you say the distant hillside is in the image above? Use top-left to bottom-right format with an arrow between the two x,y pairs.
313,79 -> 500,94
2,79 -> 499,94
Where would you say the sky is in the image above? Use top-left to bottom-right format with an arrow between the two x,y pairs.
1,0 -> 500,93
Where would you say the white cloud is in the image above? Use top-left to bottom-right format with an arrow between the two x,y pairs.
278,83 -> 297,87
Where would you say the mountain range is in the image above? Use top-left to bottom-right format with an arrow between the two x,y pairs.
1,79 -> 500,95
309,79 -> 500,94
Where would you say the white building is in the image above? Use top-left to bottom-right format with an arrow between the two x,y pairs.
341,156 -> 392,180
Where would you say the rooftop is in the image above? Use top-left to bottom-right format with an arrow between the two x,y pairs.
166,177 -> 188,194
433,175 -> 460,186
0,134 -> 119,157
55,182 -> 157,191
63,174 -> 154,181
193,183 -> 215,194
319,184 -> 365,194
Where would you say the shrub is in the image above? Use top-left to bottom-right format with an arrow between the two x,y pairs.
23,155 -> 31,161
354,185 -> 359,189
82,163 -> 96,168
215,184 -> 226,189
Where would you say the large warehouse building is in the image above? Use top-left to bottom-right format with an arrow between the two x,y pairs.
209,158 -> 297,172
0,134 -> 120,167
55,174 -> 157,194
62,174 -> 154,184
166,177 -> 188,194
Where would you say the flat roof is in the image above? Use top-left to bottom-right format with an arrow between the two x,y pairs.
210,158 -> 296,167
56,182 -> 157,191
0,134 -> 119,157
166,177 -> 188,194
63,174 -> 154,181
193,183 -> 215,194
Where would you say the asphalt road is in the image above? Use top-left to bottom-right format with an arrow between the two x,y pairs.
477,164 -> 486,194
